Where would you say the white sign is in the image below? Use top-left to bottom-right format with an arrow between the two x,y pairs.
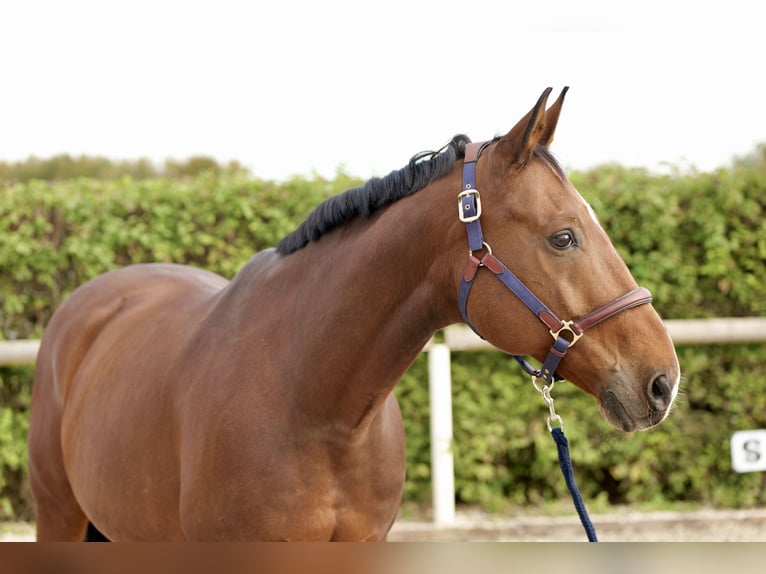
731,430 -> 766,473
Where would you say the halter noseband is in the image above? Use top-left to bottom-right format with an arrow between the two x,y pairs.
456,141 -> 653,387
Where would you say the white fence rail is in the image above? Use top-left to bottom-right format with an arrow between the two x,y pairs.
2,317 -> 766,525
0,340 -> 40,366
440,318 -> 766,351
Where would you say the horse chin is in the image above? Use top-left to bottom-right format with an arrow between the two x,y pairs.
599,391 -> 636,431
599,389 -> 663,432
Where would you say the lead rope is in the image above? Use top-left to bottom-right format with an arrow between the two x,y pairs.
533,377 -> 598,542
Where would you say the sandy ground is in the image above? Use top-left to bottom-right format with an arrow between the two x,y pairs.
388,507 -> 766,542
3,507 -> 765,542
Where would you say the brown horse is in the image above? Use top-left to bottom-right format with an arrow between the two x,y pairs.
28,88 -> 680,541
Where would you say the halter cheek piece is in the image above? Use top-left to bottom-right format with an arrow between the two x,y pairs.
456,141 -> 653,387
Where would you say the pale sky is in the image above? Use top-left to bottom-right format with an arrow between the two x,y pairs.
2,0 -> 763,181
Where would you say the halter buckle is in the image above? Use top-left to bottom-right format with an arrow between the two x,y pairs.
550,320 -> 583,346
457,189 -> 482,223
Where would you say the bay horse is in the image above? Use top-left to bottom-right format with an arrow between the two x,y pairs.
28,88 -> 680,541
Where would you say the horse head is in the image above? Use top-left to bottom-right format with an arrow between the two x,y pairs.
456,88 -> 680,431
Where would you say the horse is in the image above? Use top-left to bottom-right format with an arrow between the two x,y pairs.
28,87 -> 680,541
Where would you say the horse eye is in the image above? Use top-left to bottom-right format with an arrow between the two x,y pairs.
550,232 -> 576,250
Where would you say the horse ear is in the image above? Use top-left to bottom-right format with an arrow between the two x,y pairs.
497,87 -> 553,166
540,86 -> 569,147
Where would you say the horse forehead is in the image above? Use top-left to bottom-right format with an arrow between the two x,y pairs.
536,160 -> 603,229
573,186 -> 602,228
509,161 -> 601,228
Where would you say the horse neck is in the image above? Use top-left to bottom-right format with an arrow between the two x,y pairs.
268,173 -> 462,432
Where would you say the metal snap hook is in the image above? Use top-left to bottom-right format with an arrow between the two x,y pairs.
532,378 -> 564,431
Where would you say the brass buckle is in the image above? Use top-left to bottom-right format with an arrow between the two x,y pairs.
458,189 -> 482,223
549,320 -> 583,347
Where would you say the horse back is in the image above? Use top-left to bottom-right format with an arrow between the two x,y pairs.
34,263 -> 229,408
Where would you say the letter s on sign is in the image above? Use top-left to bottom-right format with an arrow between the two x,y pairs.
744,440 -> 761,463
731,430 -> 766,473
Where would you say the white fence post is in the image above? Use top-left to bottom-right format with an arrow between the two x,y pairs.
428,343 -> 455,525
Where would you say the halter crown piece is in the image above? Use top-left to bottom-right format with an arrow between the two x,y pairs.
456,141 -> 654,390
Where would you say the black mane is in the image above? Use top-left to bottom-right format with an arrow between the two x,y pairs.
276,134 -> 471,255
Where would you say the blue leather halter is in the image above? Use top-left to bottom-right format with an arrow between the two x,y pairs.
457,140 -> 654,542
456,141 -> 653,388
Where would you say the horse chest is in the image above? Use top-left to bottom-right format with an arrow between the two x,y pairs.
259,443 -> 404,541
179,414 -> 405,541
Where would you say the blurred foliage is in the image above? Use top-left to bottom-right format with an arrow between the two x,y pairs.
1,145 -> 766,519
0,154 -> 247,183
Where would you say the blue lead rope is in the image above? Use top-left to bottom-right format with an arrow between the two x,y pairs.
551,426 -> 598,542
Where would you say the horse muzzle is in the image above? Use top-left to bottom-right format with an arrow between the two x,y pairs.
599,370 -> 679,432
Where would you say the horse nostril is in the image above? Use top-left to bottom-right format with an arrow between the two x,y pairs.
648,374 -> 671,410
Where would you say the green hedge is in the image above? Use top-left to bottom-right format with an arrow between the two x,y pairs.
2,160 -> 766,520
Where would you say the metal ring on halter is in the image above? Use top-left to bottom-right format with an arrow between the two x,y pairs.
468,241 -> 492,259
549,320 -> 584,347
532,375 -> 555,395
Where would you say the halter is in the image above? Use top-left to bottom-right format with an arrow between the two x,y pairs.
455,140 -> 653,542
456,141 -> 653,389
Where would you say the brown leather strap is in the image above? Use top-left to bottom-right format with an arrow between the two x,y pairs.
464,141 -> 485,163
539,310 -> 565,333
573,287 -> 652,334
462,255 -> 482,282
465,140 -> 493,165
